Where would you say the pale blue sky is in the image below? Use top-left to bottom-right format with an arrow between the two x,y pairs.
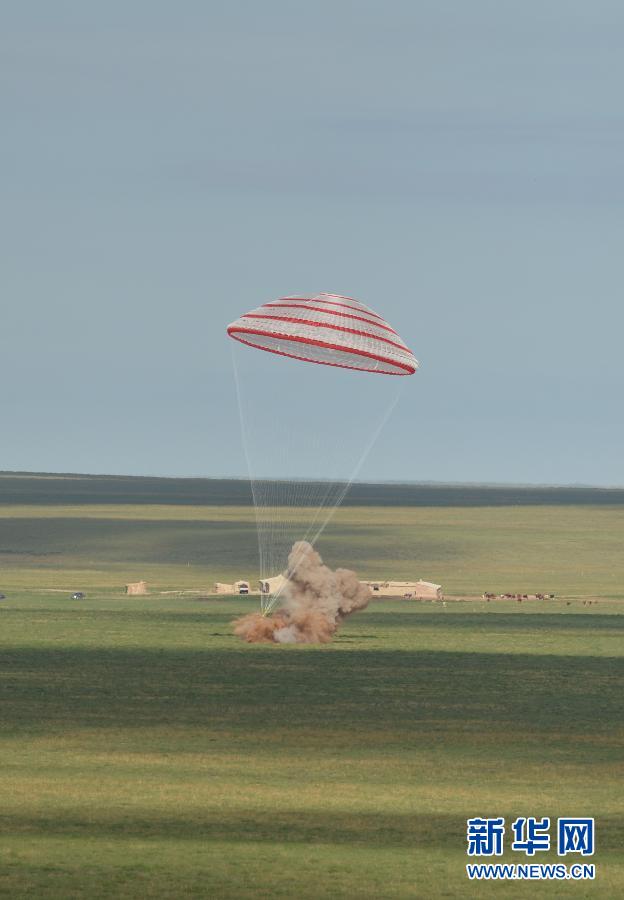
2,2 -> 623,484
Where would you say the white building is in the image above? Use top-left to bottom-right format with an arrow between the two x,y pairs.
259,574 -> 288,595
213,580 -> 251,595
366,579 -> 442,599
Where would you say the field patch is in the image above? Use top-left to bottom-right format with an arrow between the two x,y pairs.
1,596 -> 623,897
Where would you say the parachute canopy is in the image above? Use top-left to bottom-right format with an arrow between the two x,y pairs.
227,293 -> 418,375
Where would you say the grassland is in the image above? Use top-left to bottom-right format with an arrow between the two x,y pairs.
1,594 -> 623,898
1,473 -> 623,897
4,471 -> 624,507
2,501 -> 624,598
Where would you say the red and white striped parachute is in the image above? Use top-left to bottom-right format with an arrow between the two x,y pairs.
227,293 -> 418,376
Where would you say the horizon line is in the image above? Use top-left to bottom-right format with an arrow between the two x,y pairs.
1,469 -> 624,492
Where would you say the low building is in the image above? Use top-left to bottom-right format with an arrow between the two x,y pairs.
213,580 -> 251,595
367,579 -> 442,599
259,574 -> 288,595
126,581 -> 148,595
213,582 -> 235,594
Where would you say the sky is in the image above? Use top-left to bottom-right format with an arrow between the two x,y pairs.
2,1 -> 624,485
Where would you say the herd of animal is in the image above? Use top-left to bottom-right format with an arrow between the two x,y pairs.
482,592 -> 555,601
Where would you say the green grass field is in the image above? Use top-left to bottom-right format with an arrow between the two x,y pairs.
2,501 -> 624,599
1,474 -> 623,897
2,594 -> 623,898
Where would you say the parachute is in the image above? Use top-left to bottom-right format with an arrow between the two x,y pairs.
227,293 -> 418,376
228,293 -> 418,614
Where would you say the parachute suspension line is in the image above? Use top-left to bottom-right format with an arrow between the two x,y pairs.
231,344 -> 266,606
261,380 -> 404,616
306,378 -> 403,547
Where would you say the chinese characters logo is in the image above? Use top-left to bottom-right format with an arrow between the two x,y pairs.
467,817 -> 594,857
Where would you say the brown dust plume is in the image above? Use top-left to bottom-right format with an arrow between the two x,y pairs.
233,541 -> 371,644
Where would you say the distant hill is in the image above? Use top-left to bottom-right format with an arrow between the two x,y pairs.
1,471 -> 624,507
